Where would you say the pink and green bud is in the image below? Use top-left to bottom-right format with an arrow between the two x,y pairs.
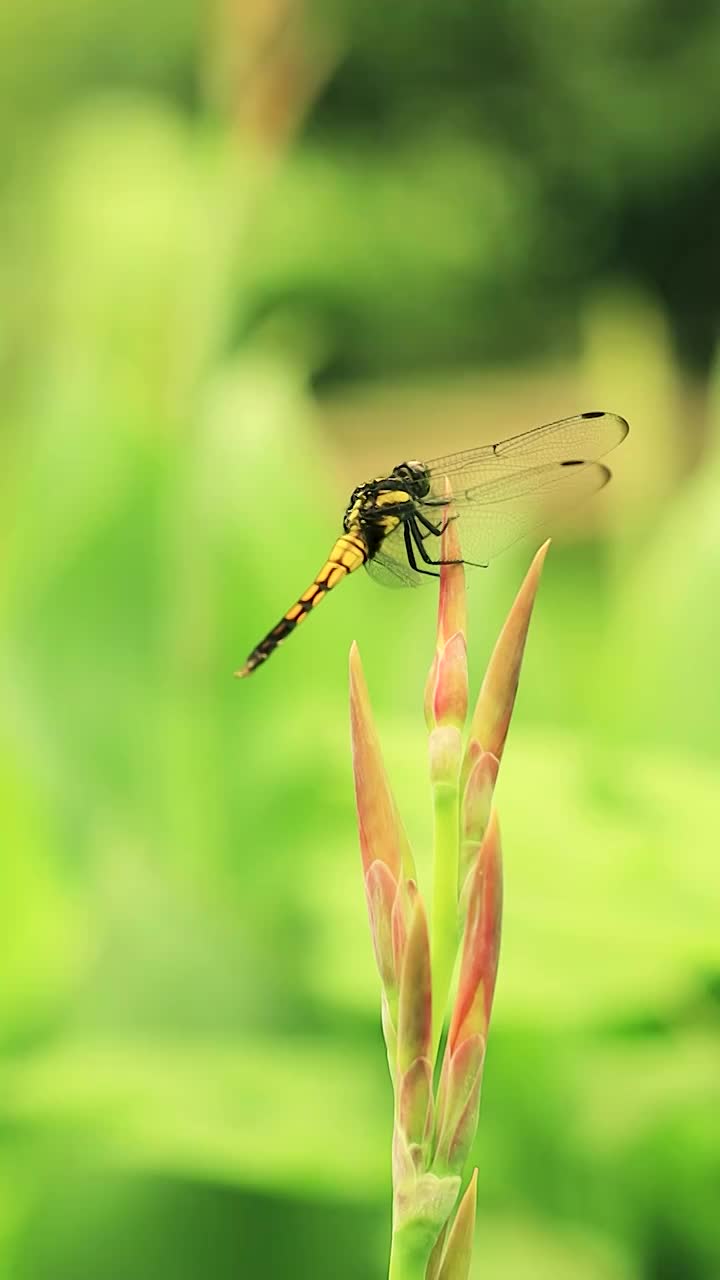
350,642 -> 416,883
350,642 -> 417,1003
434,812 -> 502,1175
397,1058 -> 434,1165
425,510 -> 470,1057
364,860 -> 403,993
434,1170 -> 478,1280
433,1034 -> 485,1173
397,895 -> 432,1074
425,632 -> 468,732
450,809 -> 503,1051
459,745 -> 499,901
396,895 -> 434,1157
351,538 -> 546,1279
424,505 -> 468,732
461,539 -> 549,789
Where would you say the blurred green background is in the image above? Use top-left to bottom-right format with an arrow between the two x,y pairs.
1,1 -> 719,1276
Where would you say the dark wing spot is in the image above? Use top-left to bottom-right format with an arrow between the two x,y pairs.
561,458 -> 585,467
581,410 -> 604,419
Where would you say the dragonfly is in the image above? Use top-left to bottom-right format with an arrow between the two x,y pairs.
235,410 -> 629,678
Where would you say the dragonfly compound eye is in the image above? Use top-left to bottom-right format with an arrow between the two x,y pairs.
392,460 -> 431,498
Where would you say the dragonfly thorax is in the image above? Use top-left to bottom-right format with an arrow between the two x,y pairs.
342,461 -> 433,561
342,460 -> 431,537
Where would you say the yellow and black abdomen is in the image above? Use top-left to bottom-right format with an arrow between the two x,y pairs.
235,531 -> 369,678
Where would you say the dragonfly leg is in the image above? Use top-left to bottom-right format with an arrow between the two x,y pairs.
408,517 -> 462,568
415,509 -> 459,542
403,521 -> 440,577
414,511 -> 444,538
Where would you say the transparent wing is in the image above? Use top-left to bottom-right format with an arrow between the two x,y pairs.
364,525 -> 426,588
423,411 -> 628,496
421,460 -> 612,568
365,411 -> 627,586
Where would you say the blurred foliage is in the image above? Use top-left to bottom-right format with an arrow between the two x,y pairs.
1,2 -> 719,1279
311,0 -> 720,375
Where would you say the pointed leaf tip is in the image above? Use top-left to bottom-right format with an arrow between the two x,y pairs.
466,542 -> 549,764
437,506 -> 467,650
426,498 -> 468,730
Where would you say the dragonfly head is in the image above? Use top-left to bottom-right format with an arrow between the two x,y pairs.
391,460 -> 430,498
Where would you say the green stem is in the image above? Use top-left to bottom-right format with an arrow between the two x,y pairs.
430,780 -> 459,1062
388,1221 -> 437,1280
